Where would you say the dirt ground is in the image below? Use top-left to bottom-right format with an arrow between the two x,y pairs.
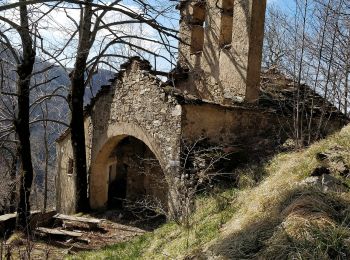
1,210 -> 165,259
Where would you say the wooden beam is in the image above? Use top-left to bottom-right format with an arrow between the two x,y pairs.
36,227 -> 83,238
53,214 -> 101,225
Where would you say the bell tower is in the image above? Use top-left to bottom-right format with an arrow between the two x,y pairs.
176,0 -> 267,104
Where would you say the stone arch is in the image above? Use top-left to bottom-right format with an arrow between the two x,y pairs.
89,122 -> 170,210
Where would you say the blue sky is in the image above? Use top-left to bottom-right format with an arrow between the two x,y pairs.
0,0 -> 297,72
268,0 -> 296,13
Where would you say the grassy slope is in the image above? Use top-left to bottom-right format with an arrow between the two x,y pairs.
71,125 -> 350,259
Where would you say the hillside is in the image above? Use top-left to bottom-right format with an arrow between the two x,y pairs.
0,44 -> 114,211
70,124 -> 350,259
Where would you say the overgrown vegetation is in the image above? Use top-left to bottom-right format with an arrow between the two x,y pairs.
69,188 -> 239,260
70,125 -> 350,259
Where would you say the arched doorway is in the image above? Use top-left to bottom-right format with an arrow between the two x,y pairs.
92,136 -> 168,212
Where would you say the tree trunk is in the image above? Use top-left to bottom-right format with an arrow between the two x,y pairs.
9,149 -> 18,213
69,77 -> 89,212
15,0 -> 36,230
42,107 -> 49,212
69,0 -> 93,212
15,60 -> 35,229
344,67 -> 349,115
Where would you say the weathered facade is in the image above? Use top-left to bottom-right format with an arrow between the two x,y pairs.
57,59 -> 184,216
176,0 -> 266,103
56,0 -> 348,216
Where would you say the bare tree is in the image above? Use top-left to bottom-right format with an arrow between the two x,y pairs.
0,144 -> 17,213
0,0 -> 179,219
263,5 -> 290,69
0,0 -> 37,229
0,0 -> 69,227
36,0 -> 179,212
263,0 -> 350,147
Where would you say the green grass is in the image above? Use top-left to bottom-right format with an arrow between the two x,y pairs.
70,125 -> 350,259
69,188 -> 239,260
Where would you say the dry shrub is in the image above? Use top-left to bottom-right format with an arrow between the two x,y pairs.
281,191 -> 338,222
261,219 -> 350,259
212,190 -> 350,259
236,165 -> 267,190
214,218 -> 279,259
265,191 -> 350,259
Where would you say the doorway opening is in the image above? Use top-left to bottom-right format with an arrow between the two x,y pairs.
106,136 -> 168,213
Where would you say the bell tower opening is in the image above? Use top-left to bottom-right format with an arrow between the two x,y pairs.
219,0 -> 234,48
190,2 -> 206,53
177,0 -> 267,103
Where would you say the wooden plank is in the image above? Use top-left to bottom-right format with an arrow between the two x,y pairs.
0,213 -> 16,235
0,213 -> 16,222
0,211 -> 42,235
29,210 -> 57,230
36,227 -> 83,238
53,214 -> 101,225
0,210 -> 41,221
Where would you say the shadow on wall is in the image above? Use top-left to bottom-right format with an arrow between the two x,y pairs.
177,0 -> 258,101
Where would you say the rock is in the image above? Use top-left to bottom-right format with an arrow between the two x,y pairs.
333,161 -> 350,177
153,120 -> 161,127
316,152 -> 328,162
223,92 -> 244,103
172,105 -> 182,117
232,96 -> 244,103
314,146 -> 350,177
223,92 -> 232,99
301,174 -> 349,193
311,166 -> 331,176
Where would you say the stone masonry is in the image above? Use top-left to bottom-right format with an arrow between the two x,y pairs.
176,0 -> 266,103
56,0 -> 348,217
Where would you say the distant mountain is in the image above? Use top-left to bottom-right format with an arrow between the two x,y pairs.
0,45 -> 114,198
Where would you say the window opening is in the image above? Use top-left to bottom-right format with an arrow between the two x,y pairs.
190,2 -> 206,53
219,0 -> 234,48
67,158 -> 74,175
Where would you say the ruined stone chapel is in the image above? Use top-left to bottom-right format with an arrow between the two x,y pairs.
56,0 -> 348,216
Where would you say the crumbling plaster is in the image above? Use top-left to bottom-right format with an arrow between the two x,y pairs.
177,0 -> 267,103
56,116 -> 92,214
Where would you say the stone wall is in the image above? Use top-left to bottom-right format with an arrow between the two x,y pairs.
56,117 -> 92,214
177,0 -> 266,104
88,58 -> 183,216
56,60 -> 348,216
182,103 -> 284,155
56,135 -> 74,214
181,102 -> 348,155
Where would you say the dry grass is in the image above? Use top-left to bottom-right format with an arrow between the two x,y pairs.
68,189 -> 239,259
71,125 -> 350,259
205,125 -> 350,259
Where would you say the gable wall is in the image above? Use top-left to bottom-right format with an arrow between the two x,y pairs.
88,60 -> 184,215
56,116 -> 92,214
